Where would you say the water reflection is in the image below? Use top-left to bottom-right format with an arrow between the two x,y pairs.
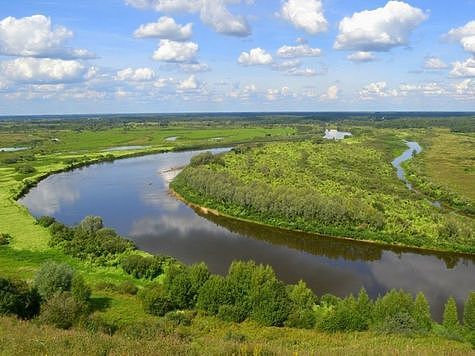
19,148 -> 475,319
391,141 -> 422,190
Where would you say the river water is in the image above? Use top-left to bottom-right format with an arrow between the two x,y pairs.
19,148 -> 475,319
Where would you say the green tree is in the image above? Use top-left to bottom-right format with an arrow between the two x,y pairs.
78,216 -> 103,235
196,275 -> 232,315
0,277 -> 40,319
443,297 -> 460,332
34,262 -> 74,300
285,280 -> 317,329
463,292 -> 475,331
138,283 -> 174,316
71,274 -> 91,304
39,291 -> 87,329
413,292 -> 432,332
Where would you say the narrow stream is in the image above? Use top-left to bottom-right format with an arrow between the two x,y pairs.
391,141 -> 422,190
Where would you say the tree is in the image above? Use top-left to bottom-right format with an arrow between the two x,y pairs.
71,274 -> 91,304
285,280 -> 317,329
413,292 -> 432,332
138,283 -> 174,316
163,265 -> 193,309
464,292 -> 475,331
443,297 -> 460,332
78,216 -> 103,235
34,262 -> 74,300
39,291 -> 87,329
0,277 -> 40,319
196,275 -> 232,315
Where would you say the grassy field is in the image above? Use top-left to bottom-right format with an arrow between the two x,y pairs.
1,315 -> 473,356
172,128 -> 475,253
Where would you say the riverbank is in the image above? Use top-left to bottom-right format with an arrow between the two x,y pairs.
171,137 -> 475,254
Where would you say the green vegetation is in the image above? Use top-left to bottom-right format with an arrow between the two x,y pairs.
1,116 -> 474,353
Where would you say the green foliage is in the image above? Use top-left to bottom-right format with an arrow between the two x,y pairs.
187,262 -> 210,304
464,292 -> 475,331
190,152 -> 224,167
443,297 -> 461,332
121,254 -> 166,279
34,262 -> 74,300
285,280 -> 317,329
164,310 -> 196,326
39,291 -> 87,329
36,216 -> 56,228
138,283 -> 174,316
217,304 -> 248,323
414,292 -> 433,333
78,216 -> 103,235
163,265 -> 194,309
15,165 -> 36,174
117,281 -> 138,295
196,275 -> 232,315
0,277 -> 40,319
71,274 -> 91,304
0,233 -> 12,245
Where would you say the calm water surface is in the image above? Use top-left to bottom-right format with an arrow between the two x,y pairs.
19,148 -> 475,319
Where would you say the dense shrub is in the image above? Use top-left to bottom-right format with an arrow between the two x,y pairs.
164,310 -> 195,326
34,262 -> 74,300
39,291 -> 87,329
413,292 -> 432,333
464,292 -> 475,331
217,304 -> 248,323
285,281 -> 317,329
78,216 -> 103,235
117,281 -> 138,295
196,275 -> 233,315
0,277 -> 40,319
377,311 -> 419,335
188,262 -> 210,303
36,216 -> 56,227
71,274 -> 91,304
15,165 -> 36,174
121,255 -> 165,279
190,152 -> 224,167
443,297 -> 461,332
138,283 -> 174,316
0,233 -> 12,245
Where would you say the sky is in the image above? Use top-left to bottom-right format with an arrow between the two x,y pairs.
0,0 -> 474,114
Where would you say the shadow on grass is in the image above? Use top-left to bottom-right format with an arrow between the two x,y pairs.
90,296 -> 113,312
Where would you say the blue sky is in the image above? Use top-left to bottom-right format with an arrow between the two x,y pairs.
0,0 -> 474,114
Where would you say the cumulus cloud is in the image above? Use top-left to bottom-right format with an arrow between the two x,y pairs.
126,0 -> 251,37
266,86 -> 293,101
359,81 -> 399,99
287,67 -> 317,76
134,16 -> 192,41
0,58 -> 89,84
116,67 -> 156,81
152,40 -> 198,62
423,57 -> 448,70
398,82 -> 446,96
276,44 -> 321,58
177,75 -> 200,90
334,1 -> 427,52
238,48 -> 273,66
0,15 -> 94,59
279,0 -> 327,34
179,62 -> 210,73
347,51 -> 375,62
453,79 -> 475,99
320,84 -> 339,100
450,57 -> 475,77
445,20 -> 475,54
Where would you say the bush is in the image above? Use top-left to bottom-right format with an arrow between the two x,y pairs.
285,280 -> 317,329
188,262 -> 210,304
0,277 -> 40,319
15,165 -> 36,174
36,216 -> 56,227
377,311 -> 419,335
121,255 -> 164,279
78,216 -> 103,235
443,297 -> 461,332
164,310 -> 195,326
372,289 -> 414,330
117,281 -> 138,295
217,304 -> 247,323
0,233 -> 12,245
464,292 -> 475,331
34,262 -> 74,300
39,291 -> 87,329
196,275 -> 232,315
71,274 -> 91,304
164,265 -> 193,309
190,152 -> 224,167
138,283 -> 174,316
413,292 -> 432,333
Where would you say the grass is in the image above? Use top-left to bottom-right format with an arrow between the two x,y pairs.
1,315 -> 473,356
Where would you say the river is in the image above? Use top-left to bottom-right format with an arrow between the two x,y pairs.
19,148 -> 475,319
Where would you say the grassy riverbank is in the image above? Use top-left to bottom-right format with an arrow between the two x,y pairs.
172,129 -> 475,253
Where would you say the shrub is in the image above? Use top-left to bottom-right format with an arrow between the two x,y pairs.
117,281 -> 138,295
413,292 -> 432,333
164,310 -> 195,326
80,312 -> 117,335
284,280 -> 317,329
196,275 -> 232,315
372,289 -> 414,329
188,262 -> 210,303
71,274 -> 91,304
443,297 -> 461,332
217,304 -> 247,323
0,233 -> 12,245
464,292 -> 475,331
377,311 -> 419,335
78,216 -> 103,235
121,255 -> 164,279
36,216 -> 56,227
15,165 -> 36,174
138,283 -> 174,316
0,277 -> 40,319
34,262 -> 74,300
164,265 -> 193,309
39,291 -> 87,329
190,152 -> 224,167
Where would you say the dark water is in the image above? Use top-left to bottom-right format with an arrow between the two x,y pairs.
19,149 -> 475,319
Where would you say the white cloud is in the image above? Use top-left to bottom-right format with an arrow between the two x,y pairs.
0,15 -> 94,59
446,20 -> 475,54
398,82 -> 446,96
238,48 -> 273,66
272,59 -> 301,71
266,86 -> 293,101
276,44 -> 322,58
126,0 -> 251,37
359,81 -> 399,99
0,58 -> 89,84
200,0 -> 250,37
453,79 -> 475,99
347,51 -> 375,62
179,62 -> 210,72
152,39 -> 198,62
334,1 -> 427,52
423,57 -> 448,70
450,58 -> 475,77
279,0 -> 327,34
116,67 -> 156,81
287,67 -> 317,76
134,16 -> 192,41
320,84 -> 339,100
177,75 -> 200,90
